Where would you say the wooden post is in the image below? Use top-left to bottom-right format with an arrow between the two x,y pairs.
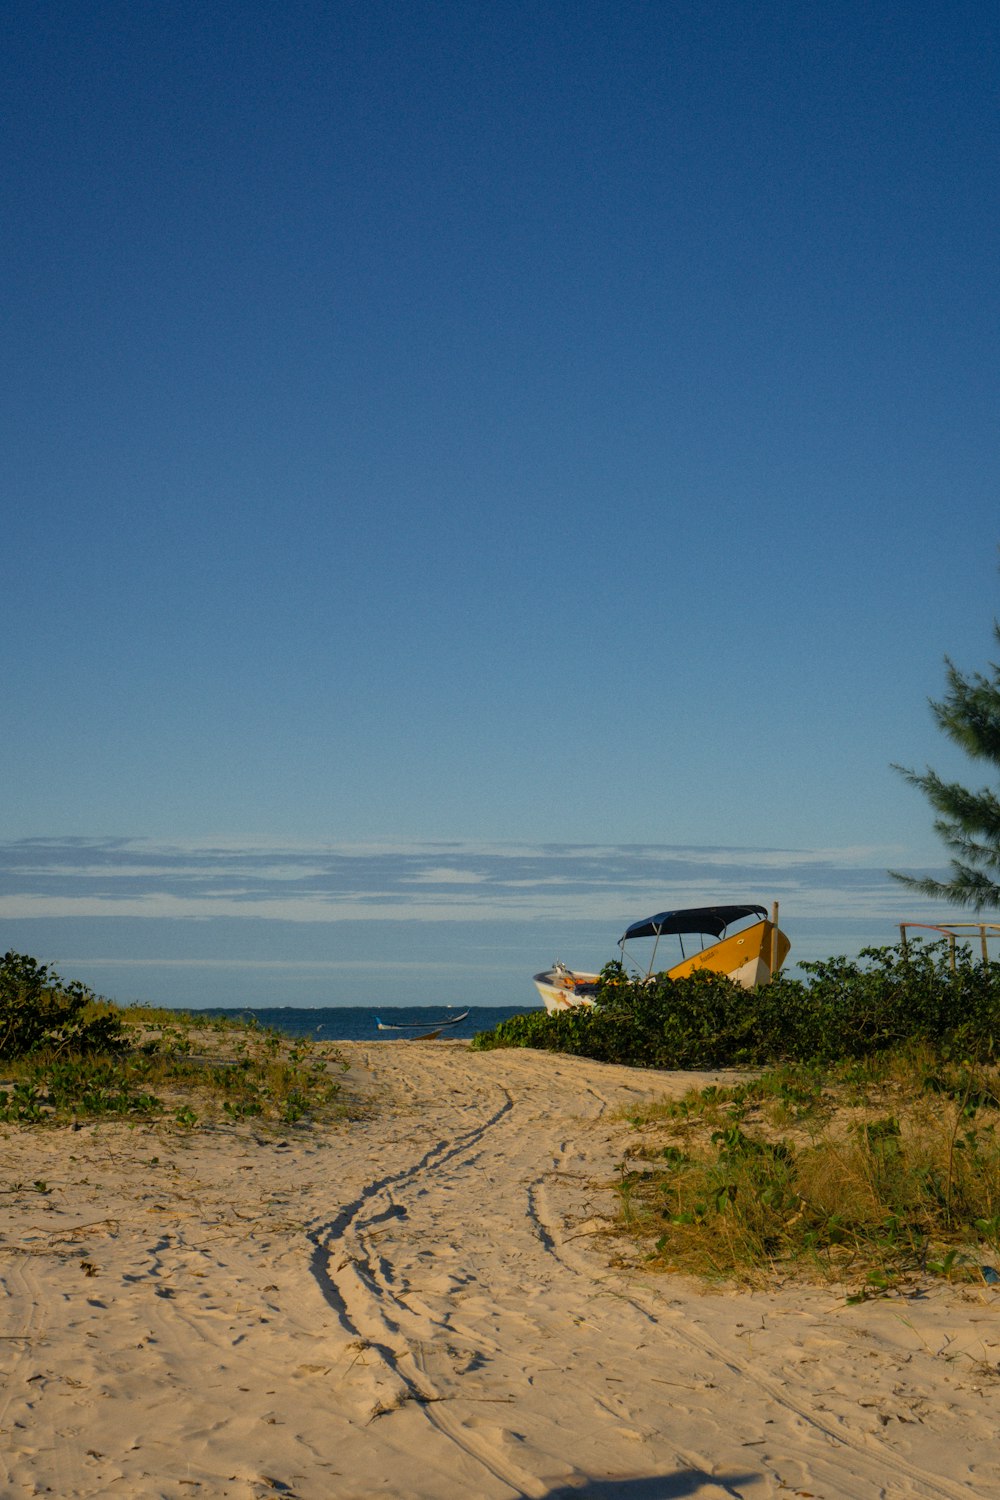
981,925 -> 989,965
770,902 -> 779,978
899,923 -> 909,960
949,932 -> 957,972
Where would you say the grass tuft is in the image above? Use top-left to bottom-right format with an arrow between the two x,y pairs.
616,1046 -> 1000,1298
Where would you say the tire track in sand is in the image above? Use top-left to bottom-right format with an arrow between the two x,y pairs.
309,1042 -> 997,1500
308,1051 -> 566,1497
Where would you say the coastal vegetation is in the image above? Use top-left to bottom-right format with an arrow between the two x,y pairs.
0,951 -> 348,1128
471,940 -> 1000,1068
616,1048 -> 1000,1298
473,940 -> 1000,1293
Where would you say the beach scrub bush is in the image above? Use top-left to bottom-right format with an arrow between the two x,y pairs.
0,952 -> 348,1127
0,951 -> 124,1059
615,1048 -> 1000,1297
472,940 -> 1000,1069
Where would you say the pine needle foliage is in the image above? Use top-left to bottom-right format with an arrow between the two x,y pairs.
892,620 -> 1000,909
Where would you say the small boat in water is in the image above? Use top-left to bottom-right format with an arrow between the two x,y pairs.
533,904 -> 790,1014
375,1009 -> 470,1035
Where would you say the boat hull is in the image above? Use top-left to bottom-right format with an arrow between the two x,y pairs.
376,1009 -> 470,1032
665,920 -> 790,988
533,919 -> 789,1014
532,970 -> 600,1013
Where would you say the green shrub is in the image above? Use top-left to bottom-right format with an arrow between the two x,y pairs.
472,941 -> 1000,1070
0,952 -> 124,1059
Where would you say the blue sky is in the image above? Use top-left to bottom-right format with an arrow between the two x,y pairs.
4,2 -> 998,1007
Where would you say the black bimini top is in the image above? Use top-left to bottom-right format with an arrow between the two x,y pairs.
620,905 -> 767,944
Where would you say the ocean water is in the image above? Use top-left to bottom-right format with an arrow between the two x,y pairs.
37,912 -> 939,1017
178,1005 -> 528,1043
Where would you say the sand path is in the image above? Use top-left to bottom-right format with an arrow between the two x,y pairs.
1,1040 -> 999,1498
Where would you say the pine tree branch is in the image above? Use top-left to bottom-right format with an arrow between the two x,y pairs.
932,824 -> 1000,870
889,864 -> 1000,910
891,765 -> 1000,839
928,652 -> 1000,764
891,618 -> 1000,908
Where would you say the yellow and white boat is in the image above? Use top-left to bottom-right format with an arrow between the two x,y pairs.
533,903 -> 790,1013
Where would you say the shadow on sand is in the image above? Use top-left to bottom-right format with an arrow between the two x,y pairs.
542,1470 -> 761,1499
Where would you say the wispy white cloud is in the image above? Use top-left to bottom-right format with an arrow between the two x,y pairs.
0,833 -> 948,926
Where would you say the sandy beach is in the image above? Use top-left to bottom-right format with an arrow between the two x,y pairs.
2,1039 -> 999,1499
